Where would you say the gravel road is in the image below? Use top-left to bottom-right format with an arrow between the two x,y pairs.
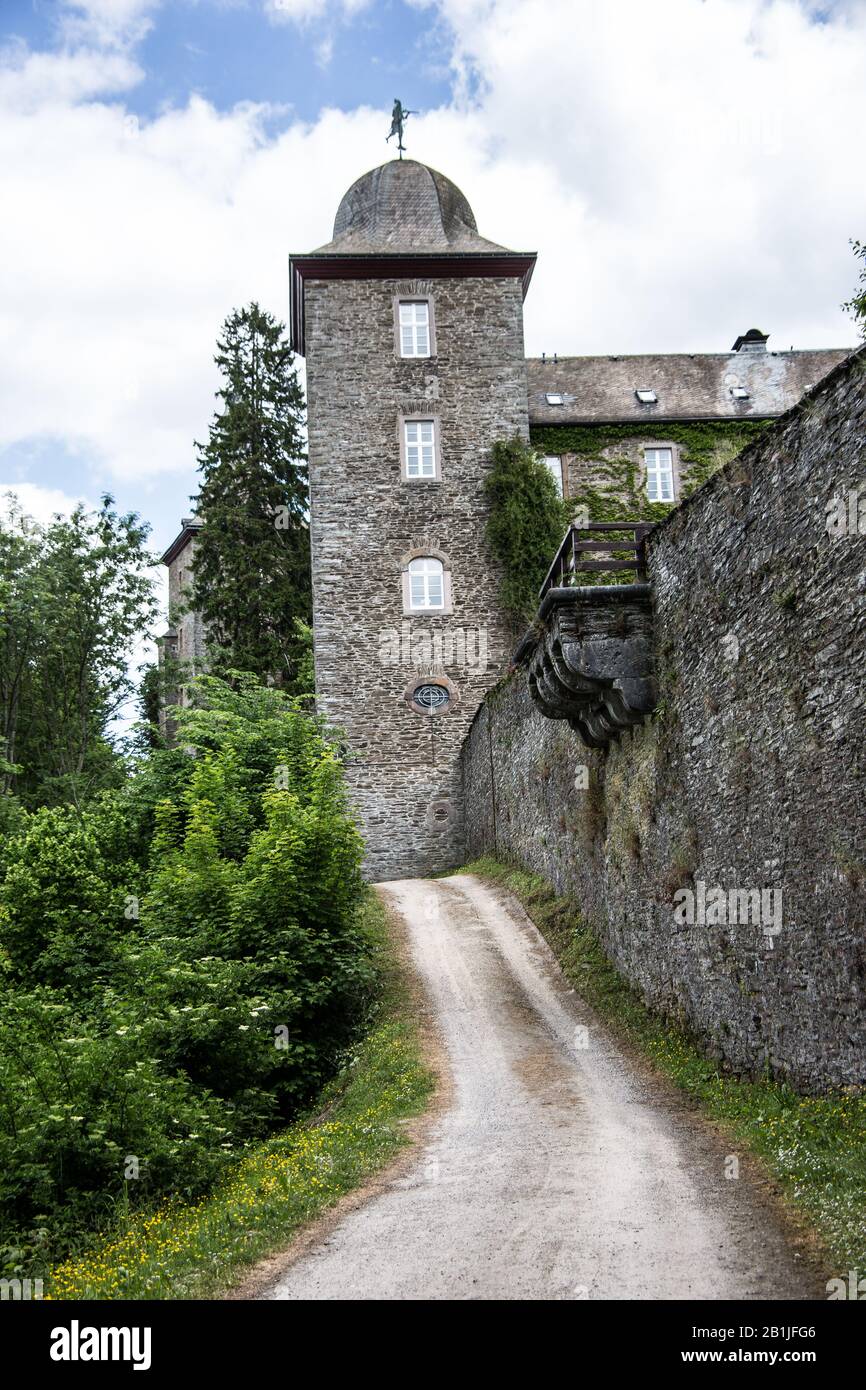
265,874 -> 817,1301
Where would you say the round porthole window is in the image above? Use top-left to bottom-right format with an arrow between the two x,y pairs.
403,675 -> 459,716
414,683 -> 450,711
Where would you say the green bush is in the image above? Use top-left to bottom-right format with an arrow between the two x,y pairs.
0,797 -> 142,997
0,990 -> 234,1253
0,673 -> 373,1265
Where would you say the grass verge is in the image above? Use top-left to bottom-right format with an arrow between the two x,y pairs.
45,889 -> 435,1300
463,856 -> 866,1280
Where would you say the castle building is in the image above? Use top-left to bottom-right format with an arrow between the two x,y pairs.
163,155 -> 850,881
525,331 -> 847,518
158,516 -> 204,739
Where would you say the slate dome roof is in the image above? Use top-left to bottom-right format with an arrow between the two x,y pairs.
315,159 -> 508,254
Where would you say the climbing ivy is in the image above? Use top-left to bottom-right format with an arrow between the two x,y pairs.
485,436 -> 571,629
530,420 -> 769,525
486,422 -> 770,623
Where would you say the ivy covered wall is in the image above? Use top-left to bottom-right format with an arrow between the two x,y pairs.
529,420 -> 770,524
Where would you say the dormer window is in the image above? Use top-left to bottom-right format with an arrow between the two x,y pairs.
635,388 -> 658,404
399,300 -> 430,357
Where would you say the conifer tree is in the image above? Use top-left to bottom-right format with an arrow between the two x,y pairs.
191,303 -> 311,687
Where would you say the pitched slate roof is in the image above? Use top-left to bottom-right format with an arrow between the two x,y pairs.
526,347 -> 852,425
160,517 -> 202,567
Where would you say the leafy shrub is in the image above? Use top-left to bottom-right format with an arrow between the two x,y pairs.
485,436 -> 570,628
0,989 -> 235,1256
0,796 -> 142,997
0,674 -> 373,1261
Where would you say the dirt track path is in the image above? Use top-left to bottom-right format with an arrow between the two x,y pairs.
264,874 -> 816,1301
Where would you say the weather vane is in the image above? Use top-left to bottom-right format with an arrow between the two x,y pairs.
387,98 -> 416,159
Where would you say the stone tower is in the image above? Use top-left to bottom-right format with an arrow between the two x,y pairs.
158,517 -> 205,739
290,159 -> 536,880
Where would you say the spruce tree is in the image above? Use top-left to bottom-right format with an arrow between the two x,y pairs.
191,303 -> 311,687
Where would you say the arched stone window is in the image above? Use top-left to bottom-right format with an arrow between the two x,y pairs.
400,546 -> 453,615
408,557 -> 444,609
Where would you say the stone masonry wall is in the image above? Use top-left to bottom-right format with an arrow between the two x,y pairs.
462,351 -> 866,1090
159,532 -> 207,737
167,535 -> 206,674
306,273 -> 528,880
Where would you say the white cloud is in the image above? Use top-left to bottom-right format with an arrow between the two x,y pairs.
265,0 -> 328,19
58,0 -> 164,48
0,482 -> 94,526
264,0 -> 371,24
423,0 -> 866,353
0,0 -> 864,495
0,37 -> 142,109
315,34 -> 335,66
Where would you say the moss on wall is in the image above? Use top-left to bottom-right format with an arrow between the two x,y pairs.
603,724 -> 658,873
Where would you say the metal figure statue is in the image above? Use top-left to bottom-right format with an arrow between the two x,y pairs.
387,99 -> 416,158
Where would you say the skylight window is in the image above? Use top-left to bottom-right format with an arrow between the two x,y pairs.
730,386 -> 750,400
635,389 -> 658,404
545,392 -> 564,406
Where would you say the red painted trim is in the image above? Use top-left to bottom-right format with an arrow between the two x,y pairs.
288,250 -> 537,354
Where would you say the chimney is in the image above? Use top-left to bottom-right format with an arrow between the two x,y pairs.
731,328 -> 769,354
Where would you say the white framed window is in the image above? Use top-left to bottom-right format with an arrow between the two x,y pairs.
645,447 -> 675,502
404,419 -> 437,478
399,300 -> 430,357
541,455 -> 563,497
407,557 -> 445,610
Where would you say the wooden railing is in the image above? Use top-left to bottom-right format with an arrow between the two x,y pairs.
539,521 -> 652,600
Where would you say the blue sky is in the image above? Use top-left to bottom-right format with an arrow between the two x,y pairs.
3,0 -> 454,125
1,0 -> 864,581
0,0 -> 463,561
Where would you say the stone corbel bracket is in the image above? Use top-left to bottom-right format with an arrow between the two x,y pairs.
514,584 -> 656,749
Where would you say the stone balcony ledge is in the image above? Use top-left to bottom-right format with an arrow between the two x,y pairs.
514,583 -> 657,748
